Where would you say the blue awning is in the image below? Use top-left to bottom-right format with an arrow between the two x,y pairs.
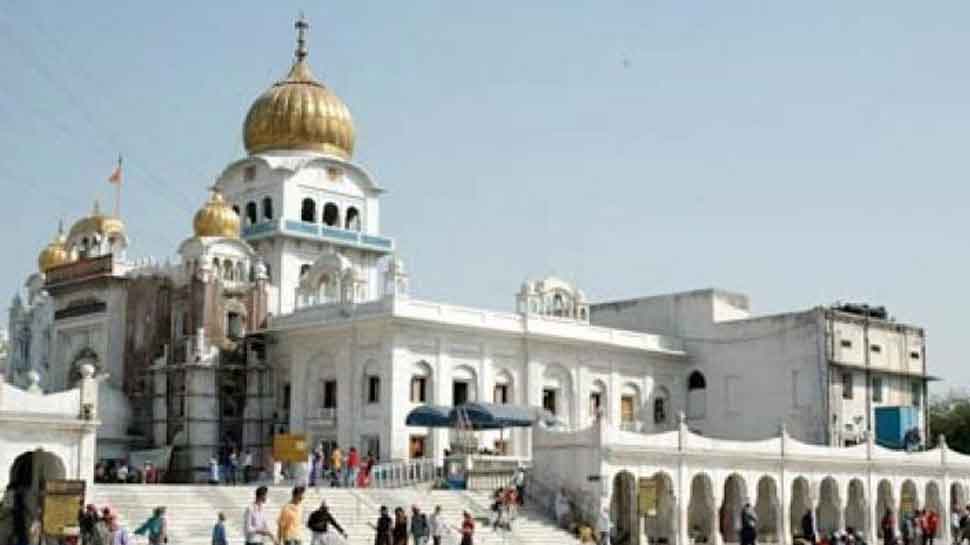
406,403 -> 559,429
405,405 -> 451,427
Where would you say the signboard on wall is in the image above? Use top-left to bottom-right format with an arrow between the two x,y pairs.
273,434 -> 309,462
901,489 -> 916,514
42,479 -> 86,537
638,476 -> 658,516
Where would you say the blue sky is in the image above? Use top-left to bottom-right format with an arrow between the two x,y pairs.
0,2 -> 966,390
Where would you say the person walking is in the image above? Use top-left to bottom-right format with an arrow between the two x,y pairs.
597,507 -> 612,545
245,486 -> 276,545
460,511 -> 475,545
428,507 -> 444,545
209,457 -> 221,485
410,506 -> 429,545
134,506 -> 167,545
374,506 -> 393,545
882,509 -> 898,545
213,513 -> 228,545
330,448 -> 343,488
803,509 -> 818,545
310,448 -> 322,489
278,486 -> 306,545
393,507 -> 409,545
346,448 -> 360,488
512,467 -> 526,506
229,450 -> 240,486
105,509 -> 132,545
952,509 -> 961,545
926,510 -> 939,545
243,449 -> 255,484
740,503 -> 758,545
80,504 -> 103,545
308,500 -> 347,545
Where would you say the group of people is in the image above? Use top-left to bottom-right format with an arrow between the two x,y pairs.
235,485 -> 476,545
77,504 -> 168,545
309,445 -> 377,489
209,448 -> 257,485
373,505 -> 472,545
93,461 -> 163,485
879,508 -> 940,545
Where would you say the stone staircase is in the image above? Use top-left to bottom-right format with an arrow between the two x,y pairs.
91,484 -> 580,545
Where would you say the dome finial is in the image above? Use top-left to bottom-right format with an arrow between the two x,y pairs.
92,199 -> 102,216
295,13 -> 309,62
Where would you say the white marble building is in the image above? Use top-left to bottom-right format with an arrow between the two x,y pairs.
1,16 -> 935,482
0,365 -> 99,540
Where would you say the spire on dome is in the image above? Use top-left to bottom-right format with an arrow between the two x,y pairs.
295,13 -> 309,62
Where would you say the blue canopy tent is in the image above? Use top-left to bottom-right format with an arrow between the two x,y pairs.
404,402 -> 558,430
404,405 -> 452,427
405,403 -> 557,490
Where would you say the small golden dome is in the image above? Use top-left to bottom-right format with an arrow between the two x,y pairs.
38,224 -> 72,273
68,201 -> 126,241
193,191 -> 240,238
242,17 -> 355,159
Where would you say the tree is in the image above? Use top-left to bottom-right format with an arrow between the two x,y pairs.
929,393 -> 970,454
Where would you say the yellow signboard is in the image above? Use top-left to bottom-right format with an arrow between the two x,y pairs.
42,479 -> 85,537
638,477 -> 658,516
901,490 -> 916,514
273,434 -> 309,462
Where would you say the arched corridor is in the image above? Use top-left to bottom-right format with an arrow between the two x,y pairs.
754,476 -> 781,543
844,479 -> 868,536
720,474 -> 748,543
816,477 -> 842,534
644,472 -> 676,545
790,477 -> 813,540
611,471 -> 639,545
688,474 -> 715,544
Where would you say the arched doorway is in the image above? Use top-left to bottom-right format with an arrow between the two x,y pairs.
688,473 -> 716,544
900,480 -> 920,518
816,477 -> 842,534
952,483 -> 967,528
612,471 -> 639,545
5,450 -> 67,545
790,477 -> 813,541
755,476 -> 781,543
644,472 -> 676,545
844,479 -> 867,536
720,474 -> 748,543
876,480 -> 895,538
925,482 -> 942,538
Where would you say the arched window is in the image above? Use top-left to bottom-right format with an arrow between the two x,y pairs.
262,197 -> 273,220
232,205 -> 240,217
300,264 -> 311,278
688,372 -> 707,390
653,386 -> 670,425
301,199 -> 316,223
687,371 -> 707,420
264,263 -> 272,282
237,261 -> 247,281
323,203 -> 339,227
345,207 -> 361,231
223,260 -> 233,281
245,202 -> 258,226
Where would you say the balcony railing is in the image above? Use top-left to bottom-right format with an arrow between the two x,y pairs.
240,219 -> 394,253
370,458 -> 438,488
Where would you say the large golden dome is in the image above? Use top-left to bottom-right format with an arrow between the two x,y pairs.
68,201 -> 126,240
242,18 -> 355,159
193,191 -> 240,238
38,224 -> 72,272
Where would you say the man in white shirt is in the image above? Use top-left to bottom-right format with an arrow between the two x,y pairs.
243,450 -> 255,483
244,486 -> 276,545
429,506 -> 445,545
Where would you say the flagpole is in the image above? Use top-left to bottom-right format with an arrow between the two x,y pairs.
114,155 -> 122,217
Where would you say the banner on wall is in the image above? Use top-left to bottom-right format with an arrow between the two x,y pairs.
273,434 -> 309,462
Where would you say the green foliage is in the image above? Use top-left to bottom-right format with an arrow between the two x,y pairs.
929,397 -> 970,454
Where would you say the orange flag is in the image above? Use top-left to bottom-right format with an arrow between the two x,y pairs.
108,156 -> 122,184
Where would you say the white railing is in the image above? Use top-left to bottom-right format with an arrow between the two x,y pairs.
370,458 -> 439,488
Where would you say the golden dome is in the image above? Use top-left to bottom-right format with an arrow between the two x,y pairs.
38,224 -> 72,273
242,17 -> 355,159
193,191 -> 240,238
68,201 -> 126,240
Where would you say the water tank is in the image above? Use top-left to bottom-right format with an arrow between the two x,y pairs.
874,406 -> 920,449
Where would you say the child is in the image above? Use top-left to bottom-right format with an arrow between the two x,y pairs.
212,512 -> 228,545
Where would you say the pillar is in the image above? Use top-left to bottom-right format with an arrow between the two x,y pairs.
712,493 -> 723,545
